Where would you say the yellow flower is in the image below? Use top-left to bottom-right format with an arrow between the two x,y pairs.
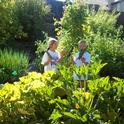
82,92 -> 92,100
75,103 -> 80,109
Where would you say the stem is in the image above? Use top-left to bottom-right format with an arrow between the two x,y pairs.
84,80 -> 87,92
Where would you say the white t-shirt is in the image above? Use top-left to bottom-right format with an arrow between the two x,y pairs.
41,50 -> 59,72
73,51 -> 91,80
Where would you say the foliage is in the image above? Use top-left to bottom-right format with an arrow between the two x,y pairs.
0,0 -> 24,45
0,62 -> 124,123
55,2 -> 87,50
83,11 -> 122,38
58,4 -> 124,77
0,48 -> 29,83
87,32 -> 124,77
50,62 -> 124,124
0,71 -> 56,124
15,0 -> 50,42
84,11 -> 124,77
34,33 -> 49,73
35,33 -> 49,58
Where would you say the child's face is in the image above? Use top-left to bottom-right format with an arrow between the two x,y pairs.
52,42 -> 58,50
79,42 -> 86,49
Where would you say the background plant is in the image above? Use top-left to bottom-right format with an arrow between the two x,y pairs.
84,11 -> 124,77
33,33 -> 49,73
57,3 -> 124,77
0,0 -> 24,45
55,2 -> 87,50
0,48 -> 29,83
15,0 -> 50,42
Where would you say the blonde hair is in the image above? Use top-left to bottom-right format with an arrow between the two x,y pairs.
47,38 -> 58,50
78,39 -> 86,45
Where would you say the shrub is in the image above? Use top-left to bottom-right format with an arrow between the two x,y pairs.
58,4 -> 124,77
86,32 -> 124,77
50,63 -> 124,124
83,11 -> 122,38
33,33 -> 48,73
55,2 -> 87,50
0,48 -> 29,83
0,71 -> 56,124
15,0 -> 50,42
0,0 -> 24,45
0,62 -> 124,123
84,11 -> 124,77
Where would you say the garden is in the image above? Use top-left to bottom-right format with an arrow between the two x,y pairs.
0,0 -> 124,124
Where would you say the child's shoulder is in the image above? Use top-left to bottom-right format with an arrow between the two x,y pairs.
84,51 -> 90,56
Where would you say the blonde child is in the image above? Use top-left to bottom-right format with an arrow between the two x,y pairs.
41,38 -> 64,73
73,40 -> 91,81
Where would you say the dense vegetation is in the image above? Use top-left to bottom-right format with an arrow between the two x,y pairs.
0,62 -> 124,124
0,1 -> 124,124
0,0 -> 51,44
0,49 -> 29,83
0,0 -> 24,45
56,2 -> 124,78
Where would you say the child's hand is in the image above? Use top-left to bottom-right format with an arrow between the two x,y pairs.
81,57 -> 86,63
47,57 -> 52,63
44,57 -> 52,65
60,49 -> 65,58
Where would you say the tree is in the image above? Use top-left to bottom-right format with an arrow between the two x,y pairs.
15,0 -> 51,42
0,0 -> 23,45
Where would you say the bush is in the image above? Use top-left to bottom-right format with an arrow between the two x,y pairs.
55,2 -> 87,50
86,32 -> 124,77
0,62 -> 124,124
0,71 -> 56,124
15,0 -> 50,42
31,33 -> 48,73
84,11 -> 124,77
0,0 -> 24,45
58,4 -> 124,77
83,11 -> 122,38
0,48 -> 29,83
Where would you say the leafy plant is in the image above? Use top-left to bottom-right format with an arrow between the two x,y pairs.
83,11 -> 124,77
0,62 -> 124,124
0,48 -> 29,83
0,0 -> 24,45
55,2 -> 87,50
57,2 -> 124,78
50,62 -> 124,124
34,33 -> 49,73
15,0 -> 50,42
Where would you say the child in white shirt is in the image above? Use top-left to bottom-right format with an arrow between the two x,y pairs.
73,40 -> 91,80
41,38 -> 64,73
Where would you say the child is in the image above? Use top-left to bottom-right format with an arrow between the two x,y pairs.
41,38 -> 64,73
73,40 -> 91,81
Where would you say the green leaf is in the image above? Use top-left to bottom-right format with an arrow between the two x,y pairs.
63,112 -> 76,119
49,109 -> 62,121
81,114 -> 87,122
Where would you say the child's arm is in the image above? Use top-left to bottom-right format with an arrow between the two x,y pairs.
44,57 -> 52,65
81,57 -> 89,64
81,52 -> 91,64
41,52 -> 52,65
57,49 -> 65,63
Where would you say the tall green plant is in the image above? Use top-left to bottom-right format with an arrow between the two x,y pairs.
0,48 -> 29,83
55,2 -> 87,50
83,11 -> 123,38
